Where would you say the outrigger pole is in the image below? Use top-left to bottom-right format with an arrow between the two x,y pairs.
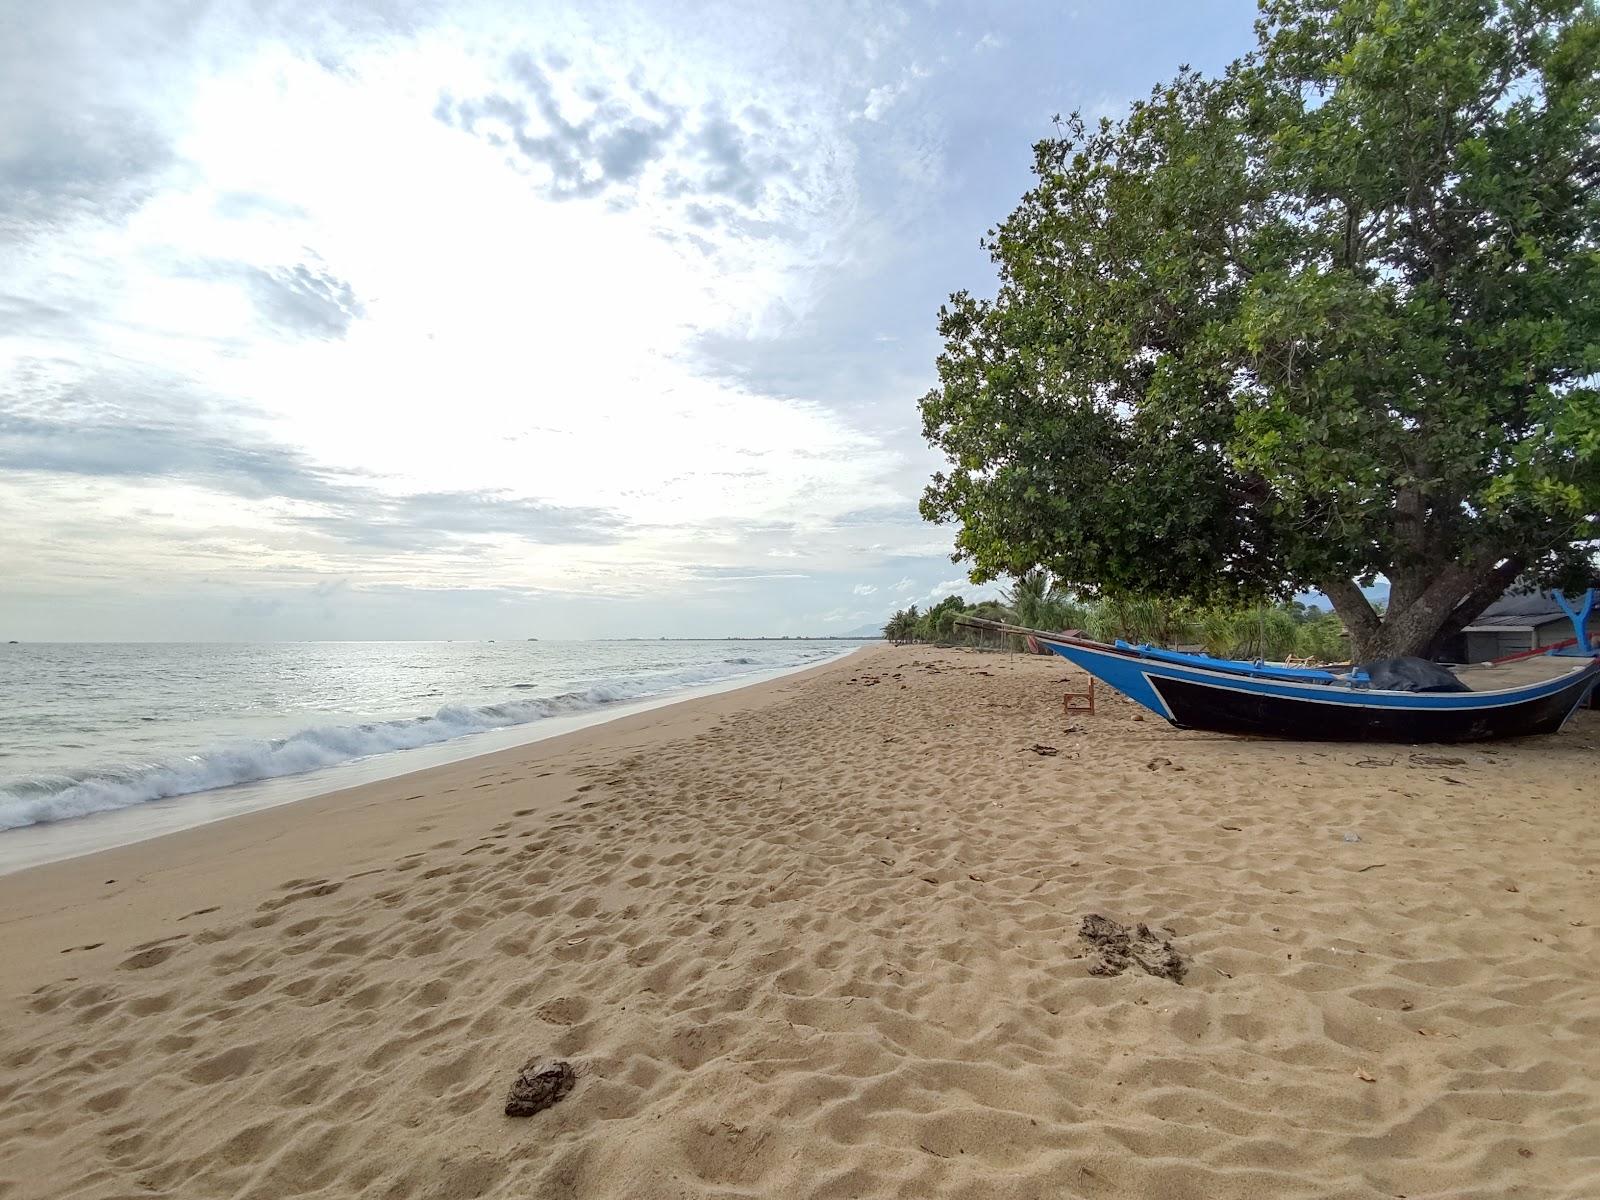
1551,588 -> 1596,656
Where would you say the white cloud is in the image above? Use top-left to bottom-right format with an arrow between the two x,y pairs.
0,0 -> 1266,638
853,62 -> 930,122
852,583 -> 877,595
858,82 -> 904,121
926,577 -> 1004,604
0,10 -> 929,623
816,607 -> 869,626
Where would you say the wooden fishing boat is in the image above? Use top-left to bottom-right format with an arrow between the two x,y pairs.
962,590 -> 1599,743
1034,634 -> 1597,742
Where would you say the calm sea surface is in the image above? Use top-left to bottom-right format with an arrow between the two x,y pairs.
0,640 -> 860,832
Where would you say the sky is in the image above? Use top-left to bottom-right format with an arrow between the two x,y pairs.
0,0 -> 1261,640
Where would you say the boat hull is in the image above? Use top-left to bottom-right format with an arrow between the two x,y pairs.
1149,668 -> 1597,742
1042,638 -> 1600,744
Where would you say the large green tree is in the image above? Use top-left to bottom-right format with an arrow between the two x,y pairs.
919,0 -> 1599,661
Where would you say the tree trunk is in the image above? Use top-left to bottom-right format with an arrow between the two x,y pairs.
1322,559 -> 1518,663
1419,557 -> 1525,661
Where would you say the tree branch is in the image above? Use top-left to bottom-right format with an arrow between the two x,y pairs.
1424,556 -> 1526,658
1379,558 -> 1526,658
1321,577 -> 1381,642
1388,486 -> 1430,612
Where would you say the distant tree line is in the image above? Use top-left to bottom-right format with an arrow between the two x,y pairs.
883,571 -> 1351,662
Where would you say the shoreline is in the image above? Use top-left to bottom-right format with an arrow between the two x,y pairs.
0,648 -> 869,986
2,645 -> 1594,1199
0,647 -> 865,878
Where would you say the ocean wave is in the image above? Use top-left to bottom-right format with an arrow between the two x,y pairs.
0,654 -> 846,832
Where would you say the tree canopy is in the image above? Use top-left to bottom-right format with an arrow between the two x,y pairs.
919,0 -> 1599,660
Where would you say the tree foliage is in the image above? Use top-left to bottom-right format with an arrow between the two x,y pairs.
1001,569 -> 1091,630
883,596 -> 982,643
919,0 -> 1599,660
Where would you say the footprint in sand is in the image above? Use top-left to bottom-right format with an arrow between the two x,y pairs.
119,944 -> 178,970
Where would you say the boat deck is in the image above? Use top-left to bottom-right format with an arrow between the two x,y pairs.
1451,655 -> 1592,691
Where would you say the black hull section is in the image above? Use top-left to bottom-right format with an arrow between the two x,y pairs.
1151,670 -> 1598,744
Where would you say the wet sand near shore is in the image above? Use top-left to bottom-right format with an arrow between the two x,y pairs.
2,646 -> 1596,1199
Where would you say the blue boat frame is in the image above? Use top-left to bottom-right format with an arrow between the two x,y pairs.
1110,640 -> 1346,684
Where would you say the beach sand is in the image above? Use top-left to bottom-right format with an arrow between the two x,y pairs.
2,646 -> 1596,1199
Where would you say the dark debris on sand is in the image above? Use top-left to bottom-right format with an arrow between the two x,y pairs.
1079,914 -> 1187,984
504,1057 -> 576,1117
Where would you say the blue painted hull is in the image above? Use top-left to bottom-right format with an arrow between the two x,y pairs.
1042,637 -> 1600,743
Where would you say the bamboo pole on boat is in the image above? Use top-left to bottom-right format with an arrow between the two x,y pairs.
954,616 -> 1082,641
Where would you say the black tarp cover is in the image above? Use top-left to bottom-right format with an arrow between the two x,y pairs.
1360,656 -> 1473,693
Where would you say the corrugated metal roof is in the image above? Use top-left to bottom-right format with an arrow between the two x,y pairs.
1461,613 -> 1568,631
1477,592 -> 1562,619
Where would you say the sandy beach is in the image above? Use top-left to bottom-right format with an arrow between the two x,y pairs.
2,645 -> 1596,1200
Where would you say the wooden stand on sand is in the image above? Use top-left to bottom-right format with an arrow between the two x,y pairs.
1063,678 -> 1095,717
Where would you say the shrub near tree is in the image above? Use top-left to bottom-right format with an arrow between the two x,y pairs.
882,580 -> 1352,661
919,0 -> 1599,662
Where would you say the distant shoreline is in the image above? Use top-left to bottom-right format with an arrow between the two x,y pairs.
2,636 -> 885,645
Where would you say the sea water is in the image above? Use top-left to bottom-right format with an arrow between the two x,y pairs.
0,640 -> 860,839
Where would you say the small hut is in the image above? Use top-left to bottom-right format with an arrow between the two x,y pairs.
1443,591 -> 1587,663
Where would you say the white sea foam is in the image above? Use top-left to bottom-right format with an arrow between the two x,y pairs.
0,654 -> 840,832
